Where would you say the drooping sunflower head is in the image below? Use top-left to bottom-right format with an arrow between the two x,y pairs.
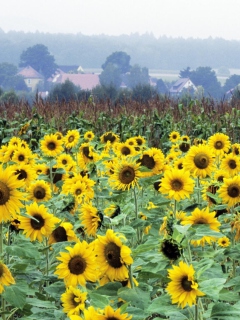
100,305 -> 133,320
231,143 -> 240,156
40,134 -> 63,157
108,157 -> 142,191
0,262 -> 15,294
49,222 -> 78,245
61,286 -> 88,317
12,163 -> 37,187
208,132 -> 231,156
166,261 -> 205,308
104,204 -> 121,218
214,169 -> 230,183
100,131 -> 120,145
79,203 -> 102,237
160,238 -> 182,261
184,144 -> 215,178
64,130 -> 80,149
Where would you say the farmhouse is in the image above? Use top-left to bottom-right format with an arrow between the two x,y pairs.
51,72 -> 100,91
169,78 -> 197,95
17,65 -> 44,92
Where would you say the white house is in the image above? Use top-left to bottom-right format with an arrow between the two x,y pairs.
169,78 -> 197,95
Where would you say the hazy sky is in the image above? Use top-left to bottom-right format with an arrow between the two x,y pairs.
1,0 -> 240,40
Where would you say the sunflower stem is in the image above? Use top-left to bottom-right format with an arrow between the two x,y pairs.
194,301 -> 198,320
187,240 -> 192,264
197,177 -> 201,205
128,264 -> 134,289
0,222 -> 3,258
133,187 -> 140,244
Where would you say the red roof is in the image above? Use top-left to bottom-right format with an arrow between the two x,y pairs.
52,73 -> 100,90
17,65 -> 44,79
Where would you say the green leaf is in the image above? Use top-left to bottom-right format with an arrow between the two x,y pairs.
211,302 -> 240,319
3,285 -> 26,309
88,292 -> 109,308
96,281 -> 122,296
5,242 -> 41,260
199,278 -> 226,300
118,287 -> 151,310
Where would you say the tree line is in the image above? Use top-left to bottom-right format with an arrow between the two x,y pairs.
1,29 -> 240,70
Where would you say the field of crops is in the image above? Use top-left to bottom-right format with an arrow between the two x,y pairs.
1,97 -> 240,319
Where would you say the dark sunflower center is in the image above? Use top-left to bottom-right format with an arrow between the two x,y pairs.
217,175 -> 224,182
171,179 -> 183,191
234,147 -> 240,155
82,146 -> 93,159
178,163 -> 183,170
68,136 -> 75,143
68,255 -> 86,275
47,142 -> 56,150
30,214 -> 45,230
104,242 -> 122,268
107,318 -> 119,320
140,154 -> 155,169
15,169 -> 27,180
121,146 -> 131,156
214,141 -> 224,150
228,159 -> 237,169
194,152 -> 210,169
52,226 -> 67,242
103,133 -> 116,143
62,159 -> 67,165
75,188 -> 82,195
0,181 -> 10,205
136,138 -> 143,146
179,143 -> 190,153
33,186 -> 46,200
172,134 -> 177,139
71,294 -> 80,307
18,155 -> 25,161
194,218 -> 207,224
119,166 -> 135,184
181,276 -> 193,292
227,184 -> 240,198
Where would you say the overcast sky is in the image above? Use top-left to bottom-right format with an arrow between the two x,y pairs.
1,0 -> 240,40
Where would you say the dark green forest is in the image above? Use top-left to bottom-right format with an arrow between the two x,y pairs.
0,28 -> 240,70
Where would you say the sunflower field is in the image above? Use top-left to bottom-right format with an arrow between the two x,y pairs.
1,97 -> 240,320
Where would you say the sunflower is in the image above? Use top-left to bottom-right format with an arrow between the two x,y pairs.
54,241 -> 97,287
218,175 -> 240,207
100,131 -> 120,145
69,306 -> 100,320
166,261 -> 205,308
173,158 -> 185,170
98,305 -> 132,320
40,133 -> 63,157
217,236 -> 230,247
55,131 -> 64,141
84,131 -> 95,141
220,154 -> 240,177
108,157 -> 142,191
208,132 -> 231,156
64,130 -> 80,149
61,286 -> 87,316
19,202 -> 60,242
11,146 -> 33,164
8,136 -> 22,147
78,142 -> 99,169
0,261 -> 15,294
79,203 -> 102,237
57,153 -> 76,171
0,165 -> 25,223
169,131 -> 181,143
231,213 -> 240,241
214,169 -> 230,183
159,168 -> 195,201
181,207 -> 220,246
104,204 -> 121,218
184,144 -> 215,178
0,144 -> 16,163
138,147 -> 165,177
49,222 -> 78,245
202,181 -> 219,206
95,229 -> 133,281
12,163 -> 37,187
27,180 -> 52,202
114,142 -> 138,158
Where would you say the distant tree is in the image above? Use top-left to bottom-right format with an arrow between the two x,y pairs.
0,62 -> 18,85
49,79 -> 78,102
102,51 -> 131,74
179,67 -> 192,78
222,74 -> 240,93
131,84 -> 157,102
3,75 -> 28,91
156,79 -> 168,94
127,65 -> 149,89
0,90 -> 18,104
19,44 -> 58,79
99,63 -> 122,88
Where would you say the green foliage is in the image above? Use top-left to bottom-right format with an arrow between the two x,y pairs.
102,51 -> 131,73
19,44 -> 58,79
